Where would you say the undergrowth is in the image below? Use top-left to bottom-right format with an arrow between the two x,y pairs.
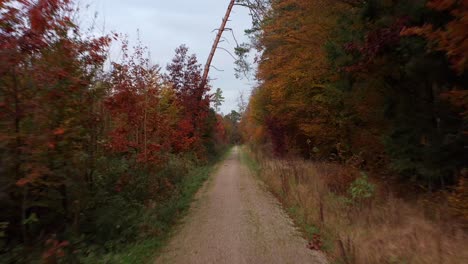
1,148 -> 231,264
82,147 -> 232,264
241,147 -> 468,264
81,162 -> 222,264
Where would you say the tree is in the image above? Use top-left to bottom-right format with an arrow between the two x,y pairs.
401,0 -> 468,75
202,0 -> 271,89
0,2 -> 232,260
0,0 -> 110,245
243,0 -> 345,156
242,0 -> 466,188
225,110 -> 242,143
200,0 -> 236,92
105,39 -> 165,164
212,88 -> 225,112
166,45 -> 211,155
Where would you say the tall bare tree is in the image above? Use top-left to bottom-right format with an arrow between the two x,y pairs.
200,0 -> 270,89
200,0 -> 236,92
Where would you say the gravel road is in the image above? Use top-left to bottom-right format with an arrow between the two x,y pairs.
155,147 -> 326,264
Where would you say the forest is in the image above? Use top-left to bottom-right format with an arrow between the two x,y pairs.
0,0 -> 239,262
1,0 -> 467,263
240,0 -> 468,262
243,0 -> 466,189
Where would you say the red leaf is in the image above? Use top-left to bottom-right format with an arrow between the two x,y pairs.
16,178 -> 30,187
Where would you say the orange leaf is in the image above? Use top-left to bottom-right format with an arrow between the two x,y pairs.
53,128 -> 65,135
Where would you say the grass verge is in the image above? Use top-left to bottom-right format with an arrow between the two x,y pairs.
82,148 -> 232,264
241,147 -> 468,264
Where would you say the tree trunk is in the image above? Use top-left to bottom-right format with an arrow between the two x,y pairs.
199,0 -> 236,92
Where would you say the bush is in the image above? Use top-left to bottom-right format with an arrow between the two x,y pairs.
348,172 -> 375,204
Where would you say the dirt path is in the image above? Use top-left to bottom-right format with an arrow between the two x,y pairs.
155,147 -> 326,264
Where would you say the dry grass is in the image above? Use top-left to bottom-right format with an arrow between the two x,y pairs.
245,148 -> 468,264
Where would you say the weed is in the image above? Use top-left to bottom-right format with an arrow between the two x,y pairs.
243,147 -> 468,264
348,172 -> 375,208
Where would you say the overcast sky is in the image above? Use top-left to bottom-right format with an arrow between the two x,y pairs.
83,0 -> 255,115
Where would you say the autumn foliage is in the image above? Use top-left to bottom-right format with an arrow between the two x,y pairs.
0,0 -> 230,262
240,1 -> 467,261
242,2 -> 468,257
243,0 -> 467,188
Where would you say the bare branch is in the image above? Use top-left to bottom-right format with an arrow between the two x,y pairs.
221,36 -> 231,44
224,28 -> 240,47
211,65 -> 225,72
217,47 -> 237,60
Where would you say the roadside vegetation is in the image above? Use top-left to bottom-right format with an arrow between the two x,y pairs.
239,1 -> 467,262
242,147 -> 468,263
0,1 -> 237,263
80,149 -> 230,264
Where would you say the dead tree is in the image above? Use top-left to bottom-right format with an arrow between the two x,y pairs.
200,0 -> 236,91
200,0 -> 269,91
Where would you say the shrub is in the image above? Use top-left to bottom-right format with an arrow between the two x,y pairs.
348,172 -> 375,204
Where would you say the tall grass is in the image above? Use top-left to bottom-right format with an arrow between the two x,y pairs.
242,147 -> 468,263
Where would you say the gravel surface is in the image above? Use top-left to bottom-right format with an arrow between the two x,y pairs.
155,147 -> 326,264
